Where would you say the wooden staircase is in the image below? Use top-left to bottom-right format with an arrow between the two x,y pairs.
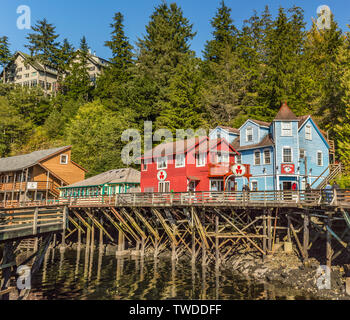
311,163 -> 343,189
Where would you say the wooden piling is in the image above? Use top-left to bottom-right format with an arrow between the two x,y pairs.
191,207 -> 196,264
99,216 -> 103,251
263,210 -> 267,258
326,212 -> 333,270
303,212 -> 309,262
267,209 -> 272,253
215,215 -> 220,269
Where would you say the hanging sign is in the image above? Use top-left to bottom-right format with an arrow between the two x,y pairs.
27,182 -> 38,190
157,170 -> 167,181
231,164 -> 246,177
281,164 -> 295,174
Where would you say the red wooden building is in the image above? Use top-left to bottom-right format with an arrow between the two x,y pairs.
140,136 -> 251,193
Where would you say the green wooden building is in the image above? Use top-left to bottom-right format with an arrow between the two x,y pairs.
59,168 -> 140,198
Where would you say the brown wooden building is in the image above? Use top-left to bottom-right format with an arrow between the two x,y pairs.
0,146 -> 86,204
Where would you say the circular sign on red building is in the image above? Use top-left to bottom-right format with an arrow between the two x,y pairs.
157,170 -> 167,181
231,164 -> 246,177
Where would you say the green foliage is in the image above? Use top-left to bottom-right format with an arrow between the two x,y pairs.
1,3 -> 350,179
335,175 -> 350,189
65,100 -> 136,177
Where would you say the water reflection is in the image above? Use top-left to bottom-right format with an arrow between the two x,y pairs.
27,248 -> 316,300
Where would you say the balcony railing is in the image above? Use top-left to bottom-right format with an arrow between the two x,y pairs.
0,181 -> 60,195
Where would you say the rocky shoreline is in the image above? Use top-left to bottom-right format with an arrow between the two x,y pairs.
67,241 -> 350,299
223,251 -> 350,300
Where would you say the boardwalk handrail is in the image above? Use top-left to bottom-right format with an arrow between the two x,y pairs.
2,189 -> 350,209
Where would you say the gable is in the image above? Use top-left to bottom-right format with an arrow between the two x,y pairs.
298,117 -> 330,149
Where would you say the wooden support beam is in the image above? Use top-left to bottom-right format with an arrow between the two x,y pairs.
303,212 -> 309,261
83,209 -> 114,242
326,213 -> 333,270
289,221 -> 306,260
102,209 -> 132,243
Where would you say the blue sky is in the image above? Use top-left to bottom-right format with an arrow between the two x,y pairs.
1,0 -> 350,59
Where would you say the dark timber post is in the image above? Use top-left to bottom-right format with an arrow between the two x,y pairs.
263,210 -> 267,258
303,211 -> 309,262
326,212 -> 333,271
267,209 -> 272,253
99,216 -> 103,251
215,215 -> 220,269
201,210 -> 207,266
118,231 -> 125,254
287,214 -> 291,242
191,207 -> 196,264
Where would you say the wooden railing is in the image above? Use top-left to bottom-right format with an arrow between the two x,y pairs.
2,190 -> 350,209
0,181 -> 56,192
0,205 -> 67,241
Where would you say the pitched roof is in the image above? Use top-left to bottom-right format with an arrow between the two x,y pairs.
235,134 -> 274,151
297,115 -> 309,128
274,102 -> 299,121
249,119 -> 271,127
218,126 -> 240,134
0,146 -> 71,173
62,168 -> 140,188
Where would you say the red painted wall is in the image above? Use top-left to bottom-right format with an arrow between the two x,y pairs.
141,139 -> 237,193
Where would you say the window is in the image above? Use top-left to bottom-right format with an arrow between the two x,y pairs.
235,154 -> 242,164
25,65 -> 30,70
158,181 -> 170,193
196,153 -> 206,167
157,156 -> 167,169
32,72 -> 37,77
217,132 -> 221,139
175,154 -> 185,168
30,80 -> 37,87
305,125 -> 312,140
246,127 -> 253,142
217,153 -> 229,163
254,151 -> 261,165
60,154 -> 68,164
251,181 -> 258,191
210,180 -> 224,192
16,75 -> 22,80
25,73 -> 29,78
281,122 -> 292,136
317,151 -> 323,166
300,149 -> 306,159
283,147 -> 292,163
263,149 -> 271,164
17,67 -> 22,72
142,159 -> 149,171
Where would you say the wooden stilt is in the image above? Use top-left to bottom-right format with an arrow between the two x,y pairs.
303,212 -> 309,262
267,209 -> 272,253
287,214 -> 291,242
191,208 -> 196,264
263,210 -> 267,259
0,241 -> 16,300
99,216 -> 103,251
215,215 -> 220,269
326,213 -> 333,271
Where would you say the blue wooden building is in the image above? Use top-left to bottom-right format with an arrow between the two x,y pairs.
210,103 -> 334,191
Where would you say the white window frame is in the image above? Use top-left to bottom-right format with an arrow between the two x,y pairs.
305,125 -> 312,140
60,154 -> 68,165
263,149 -> 271,165
157,156 -> 167,170
281,122 -> 292,136
317,151 -> 323,166
196,152 -> 206,167
217,153 -> 229,163
254,151 -> 261,165
251,181 -> 258,191
282,147 -> 293,163
175,154 -> 185,168
158,181 -> 170,193
235,154 -> 242,164
300,149 -> 306,159
246,127 -> 253,142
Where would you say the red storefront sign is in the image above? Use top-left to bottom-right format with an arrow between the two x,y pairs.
281,164 -> 295,174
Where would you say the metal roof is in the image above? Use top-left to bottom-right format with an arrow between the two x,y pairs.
62,168 -> 140,188
0,146 -> 70,173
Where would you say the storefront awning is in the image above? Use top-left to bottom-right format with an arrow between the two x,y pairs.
187,176 -> 201,181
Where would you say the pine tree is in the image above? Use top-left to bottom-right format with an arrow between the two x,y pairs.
56,38 -> 75,86
63,36 -> 92,101
95,12 -> 133,106
203,1 -> 238,62
0,36 -> 11,83
134,2 -> 197,121
25,19 -> 60,95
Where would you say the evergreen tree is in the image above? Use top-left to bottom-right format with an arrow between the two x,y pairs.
134,2 -> 197,121
0,36 -> 11,83
25,19 -> 60,95
203,1 -> 238,62
63,36 -> 92,101
95,12 -> 133,106
56,38 -> 75,86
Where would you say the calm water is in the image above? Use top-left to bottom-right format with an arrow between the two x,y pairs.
26,247 -> 313,300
